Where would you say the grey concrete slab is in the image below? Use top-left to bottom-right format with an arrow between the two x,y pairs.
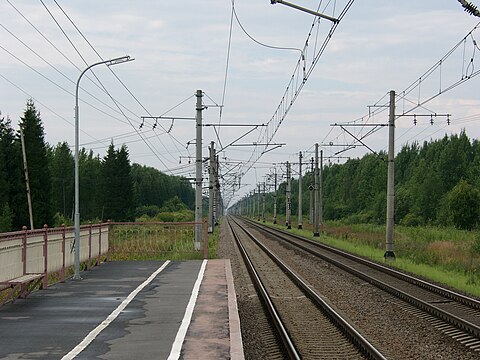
0,261 -> 204,360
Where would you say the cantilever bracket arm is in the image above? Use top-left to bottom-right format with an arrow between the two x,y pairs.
270,0 -> 339,23
340,125 -> 384,160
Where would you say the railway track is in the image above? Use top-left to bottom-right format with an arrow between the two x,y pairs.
227,216 -> 386,360
239,216 -> 480,353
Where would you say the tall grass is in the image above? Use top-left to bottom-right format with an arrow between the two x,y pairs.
109,222 -> 219,261
252,215 -> 480,298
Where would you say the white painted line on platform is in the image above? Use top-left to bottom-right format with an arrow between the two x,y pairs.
61,261 -> 171,360
167,259 -> 208,360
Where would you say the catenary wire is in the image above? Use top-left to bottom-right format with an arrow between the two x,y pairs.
0,72 -> 104,144
51,0 -> 187,158
40,0 -> 177,170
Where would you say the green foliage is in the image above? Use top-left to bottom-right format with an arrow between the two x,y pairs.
17,100 -> 54,228
399,213 -> 423,227
52,212 -> 73,227
132,164 -> 194,210
101,144 -> 134,221
135,205 -> 161,218
0,202 -> 13,232
50,142 -> 74,219
161,196 -> 188,212
154,209 -> 194,222
0,102 -> 196,232
79,149 -> 102,220
259,131 -> 480,229
0,113 -> 18,217
472,235 -> 480,255
298,222 -> 480,297
446,180 -> 480,230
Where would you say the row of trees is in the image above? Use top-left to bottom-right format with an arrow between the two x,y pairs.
0,101 -> 195,232
256,131 -> 480,230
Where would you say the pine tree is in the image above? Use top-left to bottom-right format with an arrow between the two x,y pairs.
101,143 -> 117,221
79,149 -> 102,221
50,142 -> 74,219
0,113 -> 17,231
116,145 -> 134,221
1,112 -> 24,230
0,113 -> 11,208
101,143 -> 134,221
16,100 -> 54,228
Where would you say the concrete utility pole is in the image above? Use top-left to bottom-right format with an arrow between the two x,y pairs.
273,168 -> 278,224
250,192 -> 252,217
20,126 -> 34,230
319,149 -> 324,229
262,182 -> 266,223
310,157 -> 314,224
208,141 -> 215,233
298,152 -> 303,229
314,144 -> 320,237
286,161 -> 292,229
194,89 -> 204,251
257,184 -> 261,221
385,90 -> 396,260
252,189 -> 256,219
214,154 -> 219,225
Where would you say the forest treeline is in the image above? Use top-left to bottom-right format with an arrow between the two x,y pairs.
0,101 -> 194,232
264,130 -> 480,230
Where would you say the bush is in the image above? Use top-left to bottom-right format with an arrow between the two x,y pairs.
446,180 -> 480,230
155,209 -> 194,222
135,205 -> 160,218
53,212 -> 73,227
343,210 -> 376,225
400,213 -> 424,227
160,196 -> 188,212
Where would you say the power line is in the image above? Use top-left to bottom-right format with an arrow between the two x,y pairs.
232,0 -> 303,54
0,72 -> 104,144
40,0 -> 178,171
4,0 -> 140,121
0,22 -> 146,127
241,0 -> 356,176
323,21 -> 480,160
51,0 -> 187,161
215,0 -> 236,149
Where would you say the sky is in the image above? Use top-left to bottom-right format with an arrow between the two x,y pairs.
1,0 -> 480,209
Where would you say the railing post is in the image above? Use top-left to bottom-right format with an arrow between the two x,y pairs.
42,224 -> 48,289
98,220 -> 102,266
61,224 -> 66,282
22,226 -> 27,275
106,220 -> 111,262
203,220 -> 208,259
87,222 -> 92,270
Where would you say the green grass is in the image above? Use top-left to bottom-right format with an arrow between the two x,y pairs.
109,221 -> 219,261
207,223 -> 219,259
250,215 -> 480,298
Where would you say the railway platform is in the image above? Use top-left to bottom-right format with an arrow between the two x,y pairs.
0,259 -> 244,360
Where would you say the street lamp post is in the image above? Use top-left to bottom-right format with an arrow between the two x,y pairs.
73,55 -> 133,280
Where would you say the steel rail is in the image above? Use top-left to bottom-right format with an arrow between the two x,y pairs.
244,217 -> 480,311
241,217 -> 480,339
230,216 -> 387,360
227,218 -> 300,360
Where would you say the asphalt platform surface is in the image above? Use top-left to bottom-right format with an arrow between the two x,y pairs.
0,261 -> 210,359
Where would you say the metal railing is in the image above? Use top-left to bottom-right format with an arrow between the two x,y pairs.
0,223 -> 109,290
109,221 -> 208,260
1,220 -> 208,301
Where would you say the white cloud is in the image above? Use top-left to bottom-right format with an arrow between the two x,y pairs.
1,0 -> 480,205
